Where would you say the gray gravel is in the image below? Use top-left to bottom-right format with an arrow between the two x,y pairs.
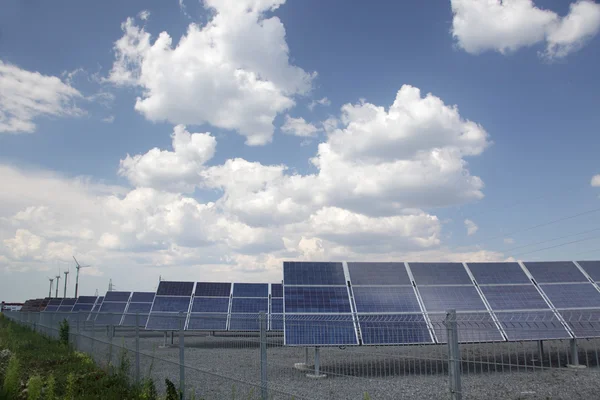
73,327 -> 600,400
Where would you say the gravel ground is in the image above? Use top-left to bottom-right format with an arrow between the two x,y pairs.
69,327 -> 600,400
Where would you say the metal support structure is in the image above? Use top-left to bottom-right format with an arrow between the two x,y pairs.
135,313 -> 141,384
108,324 -> 114,370
260,311 -> 268,400
306,347 -> 326,379
76,311 -> 81,350
446,309 -> 462,400
163,332 -> 168,347
179,312 -> 185,400
538,340 -> 544,363
305,347 -> 309,365
567,338 -> 585,368
171,330 -> 175,345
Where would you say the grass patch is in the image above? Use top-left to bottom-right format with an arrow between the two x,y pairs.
0,314 -> 144,399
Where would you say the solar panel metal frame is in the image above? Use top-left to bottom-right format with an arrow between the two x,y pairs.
121,292 -> 155,327
229,282 -> 270,332
146,283 -> 194,331
95,292 -> 131,326
269,283 -> 283,331
187,282 -> 232,331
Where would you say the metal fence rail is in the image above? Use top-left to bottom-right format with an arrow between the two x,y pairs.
3,310 -> 598,399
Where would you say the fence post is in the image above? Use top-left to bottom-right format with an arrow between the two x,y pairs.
260,311 -> 268,400
446,309 -> 462,400
76,311 -> 81,351
135,313 -> 140,384
179,311 -> 185,400
108,323 -> 114,370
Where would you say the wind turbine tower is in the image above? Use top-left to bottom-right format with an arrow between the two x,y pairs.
48,277 -> 54,298
55,271 -> 61,298
73,256 -> 91,298
63,269 -> 70,298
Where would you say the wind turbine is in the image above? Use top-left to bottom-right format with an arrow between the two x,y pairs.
73,256 -> 91,298
63,269 -> 70,298
55,270 -> 61,298
47,277 -> 54,298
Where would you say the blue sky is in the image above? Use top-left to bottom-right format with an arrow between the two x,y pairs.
1,0 -> 600,301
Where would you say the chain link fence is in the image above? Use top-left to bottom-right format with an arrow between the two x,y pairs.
3,310 -> 599,399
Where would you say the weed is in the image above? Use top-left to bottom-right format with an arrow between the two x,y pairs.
46,374 -> 56,400
363,392 -> 372,400
231,384 -> 236,400
3,354 -> 21,397
64,372 -> 76,400
59,319 -> 69,346
27,375 -> 43,400
165,378 -> 179,400
140,378 -> 158,400
117,346 -> 131,381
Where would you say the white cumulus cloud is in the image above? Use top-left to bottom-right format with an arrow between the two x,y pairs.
0,61 -> 83,133
281,115 -> 321,137
464,219 -> 478,236
451,0 -> 600,59
592,174 -> 600,187
108,0 -> 313,145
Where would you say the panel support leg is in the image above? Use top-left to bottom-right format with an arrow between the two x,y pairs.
294,347 -> 311,371
306,347 -> 326,379
568,338 -> 586,368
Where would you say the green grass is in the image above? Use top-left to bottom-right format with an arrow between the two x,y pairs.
0,314 -> 142,399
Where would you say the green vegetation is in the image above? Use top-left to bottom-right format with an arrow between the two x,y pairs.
0,314 -> 152,399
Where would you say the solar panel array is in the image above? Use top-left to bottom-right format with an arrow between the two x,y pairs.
95,291 -> 131,325
282,261 -> 600,346
121,292 -> 155,327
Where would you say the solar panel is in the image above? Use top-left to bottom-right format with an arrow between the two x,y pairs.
72,304 -> 94,312
271,298 -> 283,313
191,297 -> 230,313
577,261 -> 600,281
467,262 -> 531,285
90,297 -> 104,313
418,286 -> 487,312
284,314 -> 358,346
347,262 -> 411,285
61,298 -> 77,306
146,313 -> 187,330
152,297 -> 192,312
104,291 -> 132,302
57,305 -> 74,313
357,314 -> 432,345
233,283 -> 268,298
44,306 -> 59,312
231,298 -> 268,313
352,286 -> 421,313
429,312 -> 504,343
121,303 -> 153,327
283,262 -> 346,285
270,314 -> 284,331
48,298 -> 63,305
97,302 -> 127,312
271,284 -> 283,298
76,296 -> 98,304
479,285 -> 549,310
125,303 -> 152,313
523,261 -> 587,283
187,313 -> 228,330
130,292 -> 155,303
556,309 -> 600,338
195,282 -> 231,297
493,311 -> 570,340
230,314 -> 265,331
284,286 -> 352,313
408,262 -> 472,285
539,283 -> 600,309
156,281 -> 194,296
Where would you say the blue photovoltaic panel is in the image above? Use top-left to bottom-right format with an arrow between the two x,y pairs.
98,302 -> 127,313
57,305 -> 74,313
556,309 -> 600,338
352,286 -> 421,313
91,297 -> 104,313
540,283 -> 600,309
284,315 -> 358,345
233,283 -> 269,298
577,261 -> 600,281
191,297 -> 230,313
104,291 -> 131,302
523,261 -> 587,283
284,286 -> 352,313
146,313 -> 187,330
130,292 -> 155,303
347,262 -> 412,286
121,314 -> 150,327
187,313 -> 228,330
467,262 -> 531,285
479,285 -> 549,311
284,262 -> 346,285
429,312 -> 504,343
72,304 -> 93,312
270,314 -> 283,331
48,299 -> 63,305
195,282 -> 231,297
76,296 -> 98,304
408,262 -> 472,285
156,281 -> 194,296
271,284 -> 283,298
418,286 -> 487,312
271,298 -> 283,313
494,311 -> 571,340
358,314 -> 432,345
61,298 -> 77,306
151,297 -> 192,312
229,314 -> 263,331
231,298 -> 268,313
126,303 -> 152,313
44,305 -> 59,312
